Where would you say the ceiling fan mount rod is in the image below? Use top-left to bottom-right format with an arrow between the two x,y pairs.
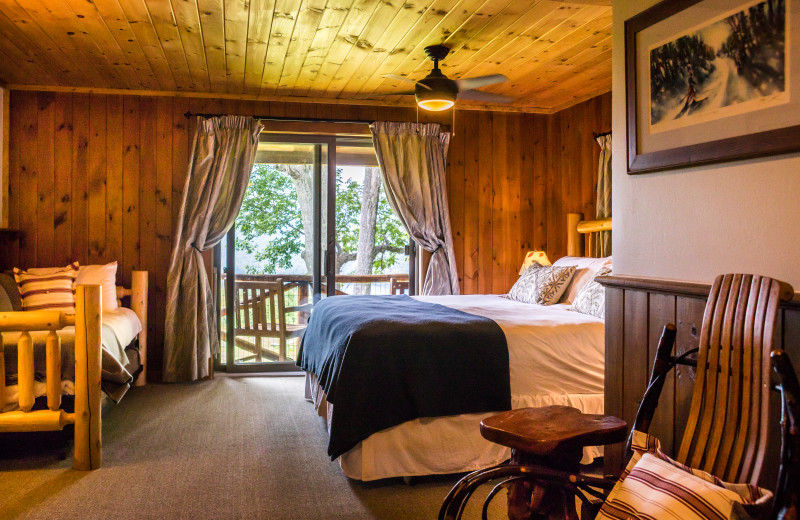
424,44 -> 450,70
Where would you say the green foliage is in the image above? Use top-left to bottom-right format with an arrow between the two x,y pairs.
235,163 -> 406,275
335,175 -> 362,257
374,194 -> 406,271
236,164 -> 302,274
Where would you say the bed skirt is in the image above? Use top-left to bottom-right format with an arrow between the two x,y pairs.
305,372 -> 604,482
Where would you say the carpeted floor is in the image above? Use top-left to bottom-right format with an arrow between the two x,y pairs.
0,375 -> 504,519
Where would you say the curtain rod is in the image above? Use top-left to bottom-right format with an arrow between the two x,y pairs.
183,111 -> 374,125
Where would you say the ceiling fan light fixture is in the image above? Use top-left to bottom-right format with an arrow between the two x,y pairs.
417,98 -> 454,111
415,79 -> 456,111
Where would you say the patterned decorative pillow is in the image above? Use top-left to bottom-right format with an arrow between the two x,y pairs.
570,266 -> 611,319
507,264 -> 576,305
597,430 -> 772,520
13,262 -> 79,312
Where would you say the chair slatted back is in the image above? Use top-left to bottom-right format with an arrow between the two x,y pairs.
677,274 -> 793,484
234,279 -> 287,336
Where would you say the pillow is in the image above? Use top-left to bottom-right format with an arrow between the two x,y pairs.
597,431 -> 771,520
570,266 -> 611,319
507,264 -> 576,305
77,261 -> 119,311
13,262 -> 79,312
0,272 -> 22,311
552,256 -> 612,304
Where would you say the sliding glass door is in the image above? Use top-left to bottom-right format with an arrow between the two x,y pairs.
213,132 -> 413,373
217,135 -> 335,372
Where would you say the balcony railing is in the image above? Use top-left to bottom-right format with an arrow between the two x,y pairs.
219,273 -> 409,364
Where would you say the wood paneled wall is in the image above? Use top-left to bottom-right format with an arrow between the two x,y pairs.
7,90 -> 610,381
601,275 -> 800,487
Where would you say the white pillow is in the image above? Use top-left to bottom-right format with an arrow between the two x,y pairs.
77,261 -> 118,311
552,256 -> 611,304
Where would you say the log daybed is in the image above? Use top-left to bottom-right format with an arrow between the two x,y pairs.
299,214 -> 612,481
0,270 -> 148,470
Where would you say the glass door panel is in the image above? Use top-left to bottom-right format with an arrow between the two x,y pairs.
334,137 -> 412,296
217,135 -> 335,372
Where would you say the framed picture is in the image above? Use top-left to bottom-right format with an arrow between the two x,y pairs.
625,0 -> 800,173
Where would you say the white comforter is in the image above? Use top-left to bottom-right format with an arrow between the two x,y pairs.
413,295 -> 605,397
307,294 -> 606,480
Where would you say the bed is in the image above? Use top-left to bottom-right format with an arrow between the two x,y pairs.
0,267 -> 148,470
299,215 -> 611,481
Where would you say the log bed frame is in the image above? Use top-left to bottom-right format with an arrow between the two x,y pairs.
0,270 -> 148,470
566,212 -> 612,257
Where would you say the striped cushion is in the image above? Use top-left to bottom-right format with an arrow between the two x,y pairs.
597,431 -> 771,520
13,262 -> 79,312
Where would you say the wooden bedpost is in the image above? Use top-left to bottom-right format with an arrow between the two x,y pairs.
131,271 -> 148,386
566,213 -> 583,257
73,284 -> 102,470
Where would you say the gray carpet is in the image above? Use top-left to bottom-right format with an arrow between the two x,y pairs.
0,376 -> 504,519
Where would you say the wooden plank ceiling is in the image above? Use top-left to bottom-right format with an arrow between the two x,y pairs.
0,0 -> 612,113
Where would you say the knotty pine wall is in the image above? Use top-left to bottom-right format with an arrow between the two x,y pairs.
7,90 -> 610,381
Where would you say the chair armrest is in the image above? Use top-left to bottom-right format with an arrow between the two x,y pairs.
286,303 -> 313,313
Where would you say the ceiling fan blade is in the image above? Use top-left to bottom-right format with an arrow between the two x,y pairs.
457,89 -> 513,104
455,74 -> 508,91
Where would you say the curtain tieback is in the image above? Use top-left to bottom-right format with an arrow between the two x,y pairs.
190,242 -> 203,253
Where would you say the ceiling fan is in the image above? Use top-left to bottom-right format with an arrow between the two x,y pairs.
383,45 -> 513,111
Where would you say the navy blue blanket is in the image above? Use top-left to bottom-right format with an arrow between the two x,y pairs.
296,295 -> 510,459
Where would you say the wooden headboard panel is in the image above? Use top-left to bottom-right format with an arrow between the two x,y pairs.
566,212 -> 612,257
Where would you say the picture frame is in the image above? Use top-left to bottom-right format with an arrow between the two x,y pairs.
625,0 -> 800,174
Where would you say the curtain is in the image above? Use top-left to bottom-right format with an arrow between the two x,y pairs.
163,115 -> 263,382
595,133 -> 612,257
370,121 -> 459,295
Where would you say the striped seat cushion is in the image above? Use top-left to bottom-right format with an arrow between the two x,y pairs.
13,262 -> 79,312
597,431 -> 772,520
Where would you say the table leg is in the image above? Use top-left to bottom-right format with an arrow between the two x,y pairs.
506,448 -> 582,520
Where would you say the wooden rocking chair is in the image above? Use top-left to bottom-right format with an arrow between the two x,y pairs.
440,274 -> 799,520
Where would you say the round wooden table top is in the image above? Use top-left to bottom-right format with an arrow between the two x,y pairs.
479,405 -> 627,456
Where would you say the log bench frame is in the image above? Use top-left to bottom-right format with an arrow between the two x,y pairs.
0,270 -> 148,470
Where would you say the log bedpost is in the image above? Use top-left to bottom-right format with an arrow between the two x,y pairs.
0,334 -> 4,412
73,284 -> 102,470
45,330 -> 61,411
566,213 -> 583,257
131,271 -> 148,386
17,331 -> 34,412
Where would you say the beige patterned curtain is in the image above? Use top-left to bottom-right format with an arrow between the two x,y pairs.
163,116 -> 263,382
370,122 -> 459,295
595,133 -> 612,257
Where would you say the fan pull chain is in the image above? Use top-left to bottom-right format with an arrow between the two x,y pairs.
452,109 -> 455,137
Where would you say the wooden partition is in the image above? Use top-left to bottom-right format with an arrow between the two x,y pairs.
599,275 -> 800,487
7,90 -> 610,380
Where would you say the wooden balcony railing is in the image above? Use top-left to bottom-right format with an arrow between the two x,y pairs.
219,273 -> 409,364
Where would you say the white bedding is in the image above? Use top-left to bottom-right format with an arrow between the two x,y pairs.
306,294 -> 605,481
2,307 -> 143,411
